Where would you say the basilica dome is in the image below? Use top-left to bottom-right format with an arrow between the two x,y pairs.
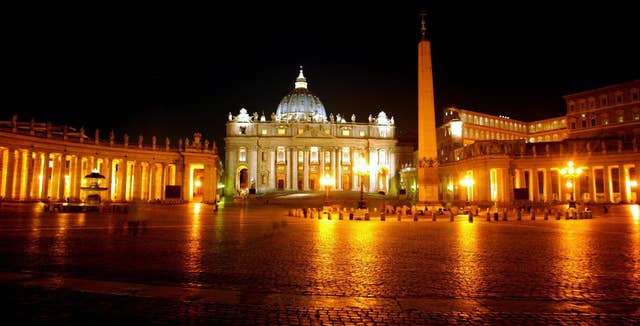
275,67 -> 327,122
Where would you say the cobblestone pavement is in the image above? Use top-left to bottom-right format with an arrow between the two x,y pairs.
1,200 -> 639,324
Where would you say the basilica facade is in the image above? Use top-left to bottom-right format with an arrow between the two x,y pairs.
224,68 -> 405,196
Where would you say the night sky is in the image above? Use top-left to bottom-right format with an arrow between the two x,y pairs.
5,2 -> 638,152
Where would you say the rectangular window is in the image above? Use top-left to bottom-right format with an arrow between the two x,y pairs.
298,128 -> 304,135
261,129 -> 268,135
310,147 -> 318,163
325,151 -> 331,164
298,151 -> 304,163
359,130 -> 365,137
277,128 -> 286,135
239,147 -> 246,162
342,129 -> 350,136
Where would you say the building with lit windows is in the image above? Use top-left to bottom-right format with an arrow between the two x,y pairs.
224,67 -> 408,196
0,116 -> 220,203
433,80 -> 640,205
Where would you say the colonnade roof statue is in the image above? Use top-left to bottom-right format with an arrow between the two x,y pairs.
275,66 -> 327,122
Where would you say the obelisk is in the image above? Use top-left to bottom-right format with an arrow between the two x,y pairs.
417,12 -> 439,204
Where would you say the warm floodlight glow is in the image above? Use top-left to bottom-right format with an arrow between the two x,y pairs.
195,180 -> 202,188
450,119 -> 463,137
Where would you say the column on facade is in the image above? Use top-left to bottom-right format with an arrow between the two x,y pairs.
531,168 -> 539,202
352,149 -> 358,191
303,148 -> 309,191
286,148 -> 292,190
337,148 -> 342,190
620,163 -> 629,203
587,167 -> 595,203
388,150 -> 396,194
249,146 -> 258,190
268,148 -> 275,190
603,165 -> 611,203
292,148 -> 298,190
368,149 -> 376,193
331,149 -> 337,187
319,149 -> 325,180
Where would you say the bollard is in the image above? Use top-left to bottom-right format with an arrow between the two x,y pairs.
432,213 -> 436,221
349,212 -> 354,220
414,214 -> 418,221
397,213 -> 402,221
486,212 -> 491,221
556,210 -> 561,220
565,211 -> 570,219
544,210 -> 549,220
381,213 -> 386,221
531,210 -> 536,221
517,209 -> 522,221
468,212 -> 474,223
494,212 -> 499,222
503,210 -> 508,221
450,213 -> 454,222
364,213 -> 370,221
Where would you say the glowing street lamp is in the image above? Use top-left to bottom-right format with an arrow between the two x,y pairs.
459,175 -> 474,202
320,174 -> 335,205
560,161 -> 582,202
354,157 -> 369,209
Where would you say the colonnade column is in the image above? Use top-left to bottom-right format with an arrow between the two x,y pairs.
117,157 -> 127,201
25,151 -> 36,200
42,153 -> 51,200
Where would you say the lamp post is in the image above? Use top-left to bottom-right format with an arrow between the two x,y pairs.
560,161 -> 582,204
354,157 -> 369,209
320,174 -> 335,205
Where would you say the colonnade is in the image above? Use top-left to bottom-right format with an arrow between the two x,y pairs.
1,126 -> 219,203
443,159 -> 639,204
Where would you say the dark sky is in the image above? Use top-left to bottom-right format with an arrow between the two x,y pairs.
5,1 -> 638,149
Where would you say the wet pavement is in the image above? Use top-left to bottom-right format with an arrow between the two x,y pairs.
1,199 -> 639,324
